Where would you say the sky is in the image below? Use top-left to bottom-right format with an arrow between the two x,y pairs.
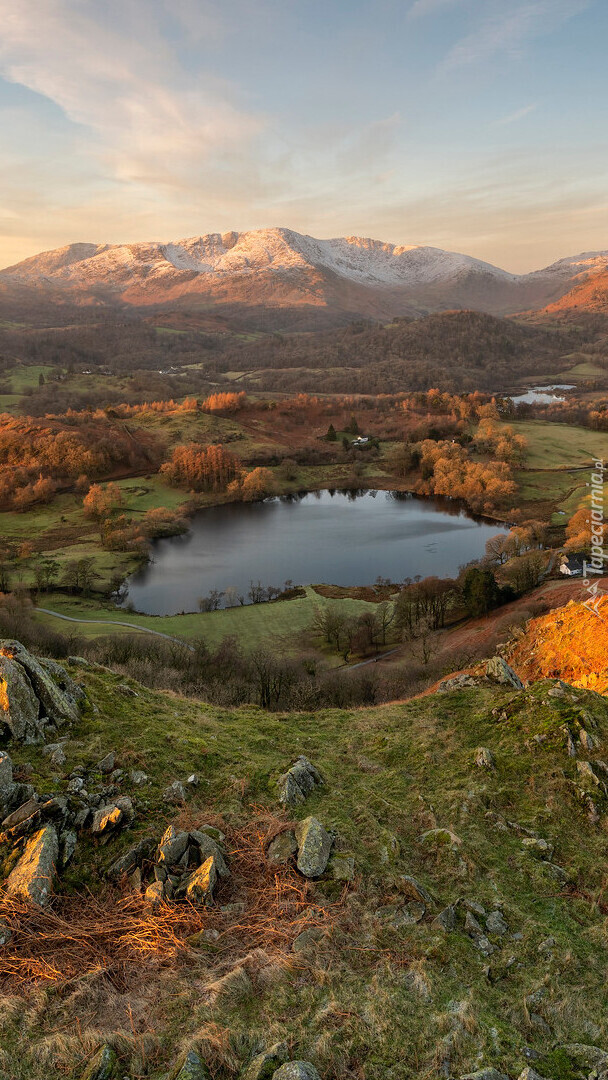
0,0 -> 606,272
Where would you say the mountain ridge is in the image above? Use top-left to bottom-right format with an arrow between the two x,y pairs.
2,227 -> 608,325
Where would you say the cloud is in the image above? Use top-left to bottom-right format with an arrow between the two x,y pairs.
0,0 -> 265,191
442,0 -> 590,69
495,103 -> 538,125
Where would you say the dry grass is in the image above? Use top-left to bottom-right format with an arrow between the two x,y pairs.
0,811 -> 344,995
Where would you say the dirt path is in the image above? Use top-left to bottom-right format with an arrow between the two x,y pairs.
35,607 -> 195,651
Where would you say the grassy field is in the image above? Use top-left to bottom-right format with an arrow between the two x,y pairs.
509,419 -> 608,469
3,657 -> 608,1078
33,586 -> 382,654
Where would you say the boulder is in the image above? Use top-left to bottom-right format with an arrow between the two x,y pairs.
186,856 -> 218,905
189,831 -> 230,878
434,905 -> 457,931
438,674 -> 484,692
0,653 -> 41,743
169,1049 -> 211,1080
399,874 -> 434,906
272,1064 -> 321,1080
241,1043 -> 288,1080
295,817 -> 333,878
164,780 -> 187,805
474,747 -> 495,770
486,657 -> 524,689
157,825 -> 190,865
91,796 -> 134,838
0,918 -> 12,946
144,879 -> 167,906
278,756 -> 324,807
267,830 -> 298,865
5,824 -> 59,906
0,640 -> 79,726
80,1044 -> 118,1080
106,836 -> 156,879
97,752 -> 115,774
130,769 -> 148,785
292,927 -> 324,952
0,750 -> 17,813
460,1072 -> 510,1080
485,910 -> 508,936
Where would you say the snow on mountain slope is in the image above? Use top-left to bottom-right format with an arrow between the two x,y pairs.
1,228 -> 513,288
1,228 -> 606,320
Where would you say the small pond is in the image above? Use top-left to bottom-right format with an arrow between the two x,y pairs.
122,489 -> 501,615
510,384 -> 575,405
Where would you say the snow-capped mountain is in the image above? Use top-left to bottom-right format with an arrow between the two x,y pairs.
2,228 -> 607,323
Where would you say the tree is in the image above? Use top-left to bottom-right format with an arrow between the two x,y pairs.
460,567 -> 501,616
241,467 -> 276,502
326,423 -> 337,441
83,482 -> 123,522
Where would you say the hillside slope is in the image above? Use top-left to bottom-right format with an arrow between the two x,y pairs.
508,596 -> 608,693
2,644 -> 608,1079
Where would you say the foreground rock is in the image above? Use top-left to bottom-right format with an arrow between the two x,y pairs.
80,1044 -> 118,1080
295,817 -> 333,878
486,657 -> 524,689
169,1048 -> 211,1080
5,824 -> 59,907
241,1042 -> 288,1080
272,1064 -> 321,1080
0,640 -> 83,745
278,756 -> 324,807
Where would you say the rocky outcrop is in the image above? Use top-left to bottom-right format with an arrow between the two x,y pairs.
0,640 -> 82,744
486,657 -> 524,689
5,824 -> 59,907
278,757 -> 324,807
295,817 -> 333,878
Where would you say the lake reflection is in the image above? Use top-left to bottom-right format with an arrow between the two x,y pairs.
122,489 -> 501,614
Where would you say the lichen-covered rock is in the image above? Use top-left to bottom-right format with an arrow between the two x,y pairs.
0,640 -> 79,726
272,1063 -> 321,1080
295,817 -> 333,878
144,879 -> 167,906
186,855 -> 218,905
0,653 -> 41,743
5,824 -> 59,907
163,780 -> 187,805
80,1044 -> 118,1080
486,909 -> 508,936
399,874 -> 434,906
91,796 -> 134,837
189,831 -> 230,877
169,1049 -> 211,1080
157,824 -> 189,865
292,926 -> 324,952
486,656 -> 524,689
474,747 -> 495,770
460,1071 -> 510,1080
267,830 -> 298,865
0,750 -> 17,813
278,756 -> 323,807
241,1043 -> 288,1080
97,751 -> 115,774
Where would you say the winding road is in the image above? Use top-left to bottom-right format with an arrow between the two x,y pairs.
35,607 -> 195,651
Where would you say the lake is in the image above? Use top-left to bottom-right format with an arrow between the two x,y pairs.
510,384 -> 575,405
122,490 -> 501,615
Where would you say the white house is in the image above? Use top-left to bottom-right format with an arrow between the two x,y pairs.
559,554 -> 584,576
